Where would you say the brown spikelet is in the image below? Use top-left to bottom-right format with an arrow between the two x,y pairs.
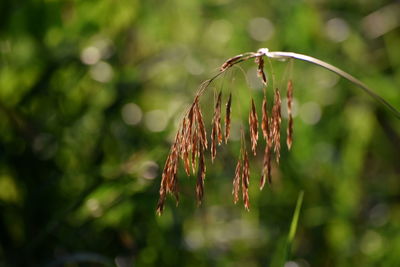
156,193 -> 166,215
167,144 -> 179,203
242,149 -> 250,211
180,117 -> 191,176
187,105 -> 195,167
217,97 -> 223,145
225,93 -> 232,144
196,147 -> 206,205
164,147 -> 175,194
191,127 -> 198,174
249,99 -> 259,156
220,54 -> 243,71
157,130 -> 182,215
232,158 -> 241,204
156,154 -> 170,215
260,171 -> 266,190
272,88 -> 281,164
194,101 -> 208,150
157,135 -> 178,215
260,142 -> 272,189
286,80 -> 294,150
261,95 -> 269,140
211,92 -> 222,162
260,94 -> 272,189
255,56 -> 267,85
183,150 -> 190,176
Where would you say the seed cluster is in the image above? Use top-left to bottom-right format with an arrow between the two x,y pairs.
249,99 -> 258,156
225,93 -> 232,144
211,92 -> 223,162
157,52 -> 295,215
156,96 -> 208,215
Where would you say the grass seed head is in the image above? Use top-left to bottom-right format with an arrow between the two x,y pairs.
249,98 -> 259,156
225,93 -> 232,144
272,88 -> 282,164
157,51 -> 298,214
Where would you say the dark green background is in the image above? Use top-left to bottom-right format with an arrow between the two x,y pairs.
1,0 -> 399,266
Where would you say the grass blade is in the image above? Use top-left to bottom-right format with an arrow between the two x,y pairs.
288,190 -> 304,247
270,190 -> 304,267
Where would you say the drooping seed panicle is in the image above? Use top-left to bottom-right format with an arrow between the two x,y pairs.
220,54 -> 243,71
249,98 -> 259,156
225,93 -> 232,144
157,50 -> 302,215
242,148 -> 250,211
233,157 -> 241,204
255,56 -> 267,86
211,92 -> 222,162
261,95 -> 269,141
194,100 -> 208,150
196,146 -> 206,205
272,88 -> 281,164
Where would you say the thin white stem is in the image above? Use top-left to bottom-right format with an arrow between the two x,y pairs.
261,50 -> 400,119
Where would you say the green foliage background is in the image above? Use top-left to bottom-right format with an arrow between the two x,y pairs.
0,0 -> 400,266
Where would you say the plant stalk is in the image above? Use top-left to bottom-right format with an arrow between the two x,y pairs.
261,50 -> 400,119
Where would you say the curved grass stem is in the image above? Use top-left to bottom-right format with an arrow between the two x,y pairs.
262,50 -> 400,120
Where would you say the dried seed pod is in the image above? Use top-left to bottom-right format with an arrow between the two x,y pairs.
255,56 -> 267,86
249,99 -> 259,156
233,158 -> 241,204
272,88 -> 281,164
196,147 -> 206,205
242,149 -> 250,211
165,149 -> 175,193
157,130 -> 182,215
211,92 -> 222,162
156,154 -> 171,215
187,105 -> 194,143
167,143 -> 179,202
183,151 -> 190,176
156,192 -> 166,215
191,127 -> 198,174
286,80 -> 293,150
260,142 -> 272,189
261,95 -> 269,140
180,117 -> 191,176
194,101 -> 208,150
225,93 -> 232,144
220,54 -> 243,71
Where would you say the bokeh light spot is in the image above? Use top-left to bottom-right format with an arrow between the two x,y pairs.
140,161 -> 159,180
185,56 -> 204,75
121,103 -> 143,126
248,17 -> 275,42
360,231 -> 383,255
90,61 -> 114,83
206,19 -> 233,44
300,102 -> 322,125
144,110 -> 168,132
284,261 -> 299,267
86,198 -> 103,218
281,97 -> 299,118
81,46 -> 101,65
325,18 -> 350,43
